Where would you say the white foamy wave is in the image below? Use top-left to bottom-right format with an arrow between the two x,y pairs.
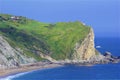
0,71 -> 30,80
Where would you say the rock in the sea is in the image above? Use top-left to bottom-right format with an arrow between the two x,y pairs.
103,52 -> 120,63
104,52 -> 112,58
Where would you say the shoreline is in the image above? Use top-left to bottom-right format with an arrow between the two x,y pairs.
0,57 -> 120,79
0,62 -> 62,78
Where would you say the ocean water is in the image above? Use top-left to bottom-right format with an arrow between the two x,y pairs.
95,37 -> 120,56
1,37 -> 120,80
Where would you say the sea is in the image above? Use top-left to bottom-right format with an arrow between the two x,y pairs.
1,37 -> 120,80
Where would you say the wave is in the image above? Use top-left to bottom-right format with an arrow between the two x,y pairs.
0,71 -> 30,80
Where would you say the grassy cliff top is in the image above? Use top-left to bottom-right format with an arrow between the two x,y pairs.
0,14 -> 90,60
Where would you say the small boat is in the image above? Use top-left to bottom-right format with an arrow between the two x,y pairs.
96,46 -> 101,48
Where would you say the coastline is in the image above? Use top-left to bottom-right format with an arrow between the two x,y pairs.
0,62 -> 120,79
0,62 -> 95,78
0,52 -> 120,79
0,62 -> 62,78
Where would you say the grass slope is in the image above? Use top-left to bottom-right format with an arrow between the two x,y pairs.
0,14 -> 90,60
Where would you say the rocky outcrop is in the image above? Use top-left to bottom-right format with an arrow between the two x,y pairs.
0,35 -> 36,69
72,28 -> 97,61
103,52 -> 120,63
87,52 -> 120,64
39,53 -> 57,62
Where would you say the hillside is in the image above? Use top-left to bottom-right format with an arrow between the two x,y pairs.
0,14 -> 100,68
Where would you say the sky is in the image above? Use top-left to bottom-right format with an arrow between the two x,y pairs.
0,0 -> 120,37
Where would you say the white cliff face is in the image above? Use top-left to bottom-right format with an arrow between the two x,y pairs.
72,28 -> 96,61
0,35 -> 36,69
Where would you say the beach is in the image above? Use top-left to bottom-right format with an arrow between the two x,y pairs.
0,62 -> 62,78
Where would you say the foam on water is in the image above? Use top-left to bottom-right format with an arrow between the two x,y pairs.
0,71 -> 30,80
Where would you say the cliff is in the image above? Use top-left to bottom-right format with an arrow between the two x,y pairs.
72,28 -> 96,61
0,14 -> 104,68
0,35 -> 36,69
55,28 -> 104,63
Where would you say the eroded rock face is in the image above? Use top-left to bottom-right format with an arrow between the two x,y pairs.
0,35 -> 36,69
72,28 -> 96,61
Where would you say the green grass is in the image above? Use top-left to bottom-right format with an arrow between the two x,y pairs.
0,14 -> 90,60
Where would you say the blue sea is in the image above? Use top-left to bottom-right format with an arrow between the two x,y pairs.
1,37 -> 120,80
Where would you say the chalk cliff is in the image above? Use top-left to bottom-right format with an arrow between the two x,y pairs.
0,35 -> 36,69
72,28 -> 96,61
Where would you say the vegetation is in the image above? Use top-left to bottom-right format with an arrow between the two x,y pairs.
0,14 -> 90,60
